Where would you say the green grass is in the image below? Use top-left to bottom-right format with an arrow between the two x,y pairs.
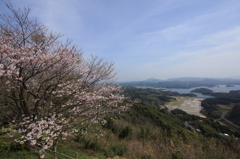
0,150 -> 39,159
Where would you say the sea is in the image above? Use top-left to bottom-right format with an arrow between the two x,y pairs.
158,85 -> 240,98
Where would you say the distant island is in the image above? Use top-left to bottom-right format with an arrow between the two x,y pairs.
190,88 -> 213,95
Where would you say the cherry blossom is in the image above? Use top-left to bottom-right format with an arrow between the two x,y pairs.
0,3 -> 130,157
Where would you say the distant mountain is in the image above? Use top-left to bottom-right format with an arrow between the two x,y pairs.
167,77 -> 210,81
119,77 -> 240,88
118,77 -> 240,84
143,78 -> 163,83
167,77 -> 240,82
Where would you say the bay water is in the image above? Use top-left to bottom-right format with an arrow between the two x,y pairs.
158,85 -> 240,98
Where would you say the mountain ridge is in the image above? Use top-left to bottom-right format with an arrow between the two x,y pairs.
118,77 -> 240,89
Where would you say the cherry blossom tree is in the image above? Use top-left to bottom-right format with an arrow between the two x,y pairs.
0,3 -> 129,158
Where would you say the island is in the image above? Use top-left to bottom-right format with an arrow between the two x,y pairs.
190,88 -> 213,95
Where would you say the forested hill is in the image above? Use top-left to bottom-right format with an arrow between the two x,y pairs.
199,90 -> 240,121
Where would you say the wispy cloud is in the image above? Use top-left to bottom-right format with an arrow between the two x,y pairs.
186,26 -> 240,47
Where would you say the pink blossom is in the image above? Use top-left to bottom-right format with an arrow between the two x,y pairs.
1,3 -> 131,156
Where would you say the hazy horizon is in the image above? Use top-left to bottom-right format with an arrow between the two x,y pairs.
1,0 -> 240,81
117,76 -> 240,82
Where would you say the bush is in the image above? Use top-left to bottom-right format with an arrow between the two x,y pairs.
0,141 -> 10,152
9,142 -> 26,151
84,139 -> 103,152
172,150 -> 183,159
119,126 -> 133,139
105,142 -> 128,157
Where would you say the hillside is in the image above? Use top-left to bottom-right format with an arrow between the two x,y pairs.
1,87 -> 240,159
200,90 -> 240,119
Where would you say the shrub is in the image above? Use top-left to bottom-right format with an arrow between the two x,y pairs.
0,141 -> 10,152
172,150 -> 183,159
84,138 -> 103,152
9,142 -> 26,151
119,126 -> 133,139
105,142 -> 128,157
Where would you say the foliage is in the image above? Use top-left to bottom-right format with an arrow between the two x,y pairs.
125,87 -> 182,108
119,126 -> 133,139
83,138 -> 102,152
0,141 -> 10,152
226,104 -> 240,126
191,88 -> 213,94
171,109 -> 187,115
9,142 -> 26,151
201,92 -> 240,119
105,142 -> 128,157
171,150 -> 183,159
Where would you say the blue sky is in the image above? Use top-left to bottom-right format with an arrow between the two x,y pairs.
1,0 -> 240,81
